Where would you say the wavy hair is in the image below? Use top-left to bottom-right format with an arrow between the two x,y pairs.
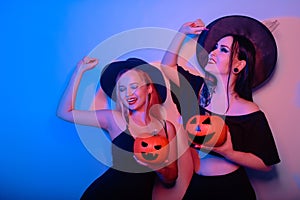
115,69 -> 163,123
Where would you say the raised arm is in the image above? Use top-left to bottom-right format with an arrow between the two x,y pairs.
161,19 -> 207,85
56,57 -> 112,130
90,87 -> 109,110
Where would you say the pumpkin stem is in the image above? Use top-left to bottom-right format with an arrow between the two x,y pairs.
152,129 -> 158,136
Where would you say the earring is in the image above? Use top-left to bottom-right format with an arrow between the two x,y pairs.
233,68 -> 239,73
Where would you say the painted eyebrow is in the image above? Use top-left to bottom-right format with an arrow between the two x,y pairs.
119,82 -> 140,87
219,44 -> 231,50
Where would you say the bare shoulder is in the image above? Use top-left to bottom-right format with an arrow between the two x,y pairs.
239,98 -> 260,113
229,97 -> 260,115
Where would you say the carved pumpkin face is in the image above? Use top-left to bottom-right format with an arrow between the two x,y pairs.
134,134 -> 169,164
186,115 -> 227,147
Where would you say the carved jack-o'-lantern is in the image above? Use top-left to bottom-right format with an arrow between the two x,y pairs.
134,134 -> 169,164
186,115 -> 227,147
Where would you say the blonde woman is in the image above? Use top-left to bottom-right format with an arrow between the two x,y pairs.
57,57 -> 178,199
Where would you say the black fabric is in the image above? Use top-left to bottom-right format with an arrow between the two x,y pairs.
183,167 -> 256,200
81,168 -> 154,200
170,65 -> 204,125
111,122 -> 169,171
111,129 -> 155,172
172,65 -> 280,166
100,58 -> 167,103
81,129 -> 156,199
225,111 -> 281,166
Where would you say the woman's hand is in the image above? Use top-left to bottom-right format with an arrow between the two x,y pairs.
179,19 -> 208,35
199,129 -> 234,157
77,56 -> 99,72
211,129 -> 233,156
57,56 -> 98,124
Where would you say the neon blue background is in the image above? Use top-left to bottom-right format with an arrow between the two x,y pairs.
1,1 -> 299,199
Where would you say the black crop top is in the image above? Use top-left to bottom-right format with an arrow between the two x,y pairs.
170,65 -> 280,166
111,121 -> 169,172
111,129 -> 150,172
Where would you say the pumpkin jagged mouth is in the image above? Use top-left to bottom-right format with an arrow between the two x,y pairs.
188,132 -> 215,144
141,152 -> 159,161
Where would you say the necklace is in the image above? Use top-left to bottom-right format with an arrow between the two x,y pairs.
128,117 -> 163,138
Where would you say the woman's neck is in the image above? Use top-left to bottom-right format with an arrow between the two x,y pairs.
129,108 -> 150,126
128,111 -> 163,138
206,74 -> 239,114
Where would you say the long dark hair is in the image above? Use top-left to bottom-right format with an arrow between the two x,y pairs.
199,35 -> 256,111
229,35 -> 256,102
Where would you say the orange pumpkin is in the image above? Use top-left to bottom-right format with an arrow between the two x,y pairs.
186,115 -> 227,147
134,134 -> 169,164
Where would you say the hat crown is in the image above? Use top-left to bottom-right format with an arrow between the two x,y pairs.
100,58 -> 167,103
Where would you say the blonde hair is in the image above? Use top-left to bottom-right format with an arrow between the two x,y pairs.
115,69 -> 163,123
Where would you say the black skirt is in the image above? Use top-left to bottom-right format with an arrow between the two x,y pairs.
183,167 -> 256,200
81,167 -> 155,200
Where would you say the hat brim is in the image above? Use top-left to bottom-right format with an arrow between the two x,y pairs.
100,58 -> 167,103
197,15 -> 278,89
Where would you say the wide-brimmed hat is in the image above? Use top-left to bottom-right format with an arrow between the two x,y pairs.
100,58 -> 167,103
197,15 -> 278,89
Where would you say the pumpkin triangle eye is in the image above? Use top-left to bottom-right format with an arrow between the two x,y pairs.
154,145 -> 162,150
142,141 -> 148,147
202,117 -> 211,124
190,117 -> 197,124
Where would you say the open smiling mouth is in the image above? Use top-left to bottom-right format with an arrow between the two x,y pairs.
141,152 -> 159,161
188,132 -> 215,145
127,98 -> 137,105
